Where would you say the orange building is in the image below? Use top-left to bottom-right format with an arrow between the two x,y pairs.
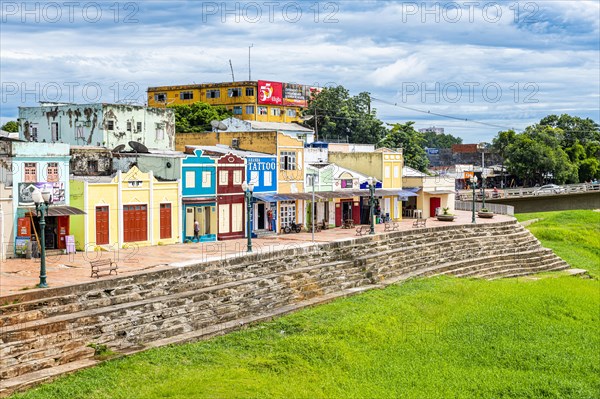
148,80 -> 320,124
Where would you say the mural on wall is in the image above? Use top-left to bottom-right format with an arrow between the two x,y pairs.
18,182 -> 65,205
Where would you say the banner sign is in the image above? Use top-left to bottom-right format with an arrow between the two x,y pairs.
283,83 -> 308,107
258,80 -> 283,105
18,182 -> 66,206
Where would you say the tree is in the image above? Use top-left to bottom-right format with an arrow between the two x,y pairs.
493,114 -> 599,185
491,129 -> 516,186
379,122 -> 429,172
539,114 -> 600,147
422,130 -> 462,148
303,86 -> 387,144
1,121 -> 18,133
169,102 -> 231,133
505,125 -> 577,186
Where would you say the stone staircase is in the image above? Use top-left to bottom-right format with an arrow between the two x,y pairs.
0,220 -> 570,396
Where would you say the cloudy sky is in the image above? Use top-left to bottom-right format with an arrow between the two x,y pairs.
1,1 -> 599,141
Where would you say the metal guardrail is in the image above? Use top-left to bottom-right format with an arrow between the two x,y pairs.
455,201 -> 515,216
457,183 -> 600,200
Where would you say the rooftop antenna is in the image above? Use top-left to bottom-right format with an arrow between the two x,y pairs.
229,60 -> 235,82
248,44 -> 254,80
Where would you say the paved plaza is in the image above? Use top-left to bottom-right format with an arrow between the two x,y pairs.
0,211 -> 513,297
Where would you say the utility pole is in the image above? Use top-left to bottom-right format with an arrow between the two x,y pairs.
229,60 -> 235,82
248,44 -> 253,80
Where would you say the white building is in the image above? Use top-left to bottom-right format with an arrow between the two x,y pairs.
18,103 -> 175,150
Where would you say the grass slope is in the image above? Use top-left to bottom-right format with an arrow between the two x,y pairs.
516,210 -> 600,276
12,212 -> 600,399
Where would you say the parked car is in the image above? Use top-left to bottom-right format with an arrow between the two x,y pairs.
534,184 -> 566,195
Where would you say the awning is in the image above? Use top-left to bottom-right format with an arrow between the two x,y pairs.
371,189 -> 418,197
182,197 -> 216,204
423,190 -> 455,195
26,206 -> 86,216
253,193 -> 294,202
404,187 -> 422,193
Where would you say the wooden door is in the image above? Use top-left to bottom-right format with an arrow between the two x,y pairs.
335,202 -> 342,226
124,205 -> 147,242
430,197 -> 441,217
160,203 -> 171,239
196,207 -> 205,236
352,202 -> 360,225
96,206 -> 109,245
185,207 -> 195,237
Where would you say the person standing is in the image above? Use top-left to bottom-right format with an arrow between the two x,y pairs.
193,220 -> 200,240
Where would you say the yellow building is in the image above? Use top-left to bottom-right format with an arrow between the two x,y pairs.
328,148 -> 405,220
70,166 -> 181,251
147,80 -> 313,124
175,130 -> 305,232
402,166 -> 456,218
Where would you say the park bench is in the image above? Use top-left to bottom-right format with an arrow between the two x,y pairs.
384,221 -> 400,232
90,258 -> 118,278
306,223 -> 322,233
356,225 -> 371,236
412,218 -> 427,228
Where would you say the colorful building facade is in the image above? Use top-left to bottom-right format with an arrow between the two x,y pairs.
69,166 -> 181,250
328,148 -> 405,221
0,141 -> 73,258
216,153 -> 246,240
181,149 -> 217,242
176,130 -> 305,233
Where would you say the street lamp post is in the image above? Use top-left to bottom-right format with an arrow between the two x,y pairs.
481,171 -> 487,209
309,173 -> 317,244
471,175 -> 478,224
367,177 -> 376,235
32,188 -> 52,288
241,182 -> 255,253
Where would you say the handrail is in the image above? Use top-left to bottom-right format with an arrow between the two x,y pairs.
455,200 -> 514,216
457,183 -> 600,200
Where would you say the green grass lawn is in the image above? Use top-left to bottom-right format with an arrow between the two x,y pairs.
12,211 -> 600,399
516,210 -> 600,276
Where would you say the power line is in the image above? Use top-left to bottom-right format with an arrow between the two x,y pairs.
371,97 -> 524,132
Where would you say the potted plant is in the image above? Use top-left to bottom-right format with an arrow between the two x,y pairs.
436,207 -> 456,222
478,207 -> 494,218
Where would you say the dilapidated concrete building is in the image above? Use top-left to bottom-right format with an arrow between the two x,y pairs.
17,103 -> 176,151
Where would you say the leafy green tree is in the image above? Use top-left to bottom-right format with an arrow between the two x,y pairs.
492,130 -> 517,186
303,86 -> 387,144
1,121 -> 18,133
422,130 -> 462,148
505,125 -> 577,186
379,122 -> 429,172
169,102 -> 231,133
539,114 -> 600,147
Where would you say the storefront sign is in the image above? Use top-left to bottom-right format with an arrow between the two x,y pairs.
18,182 -> 66,206
258,80 -> 283,105
247,158 -> 277,171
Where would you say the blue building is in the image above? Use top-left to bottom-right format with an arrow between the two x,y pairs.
181,149 -> 217,242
